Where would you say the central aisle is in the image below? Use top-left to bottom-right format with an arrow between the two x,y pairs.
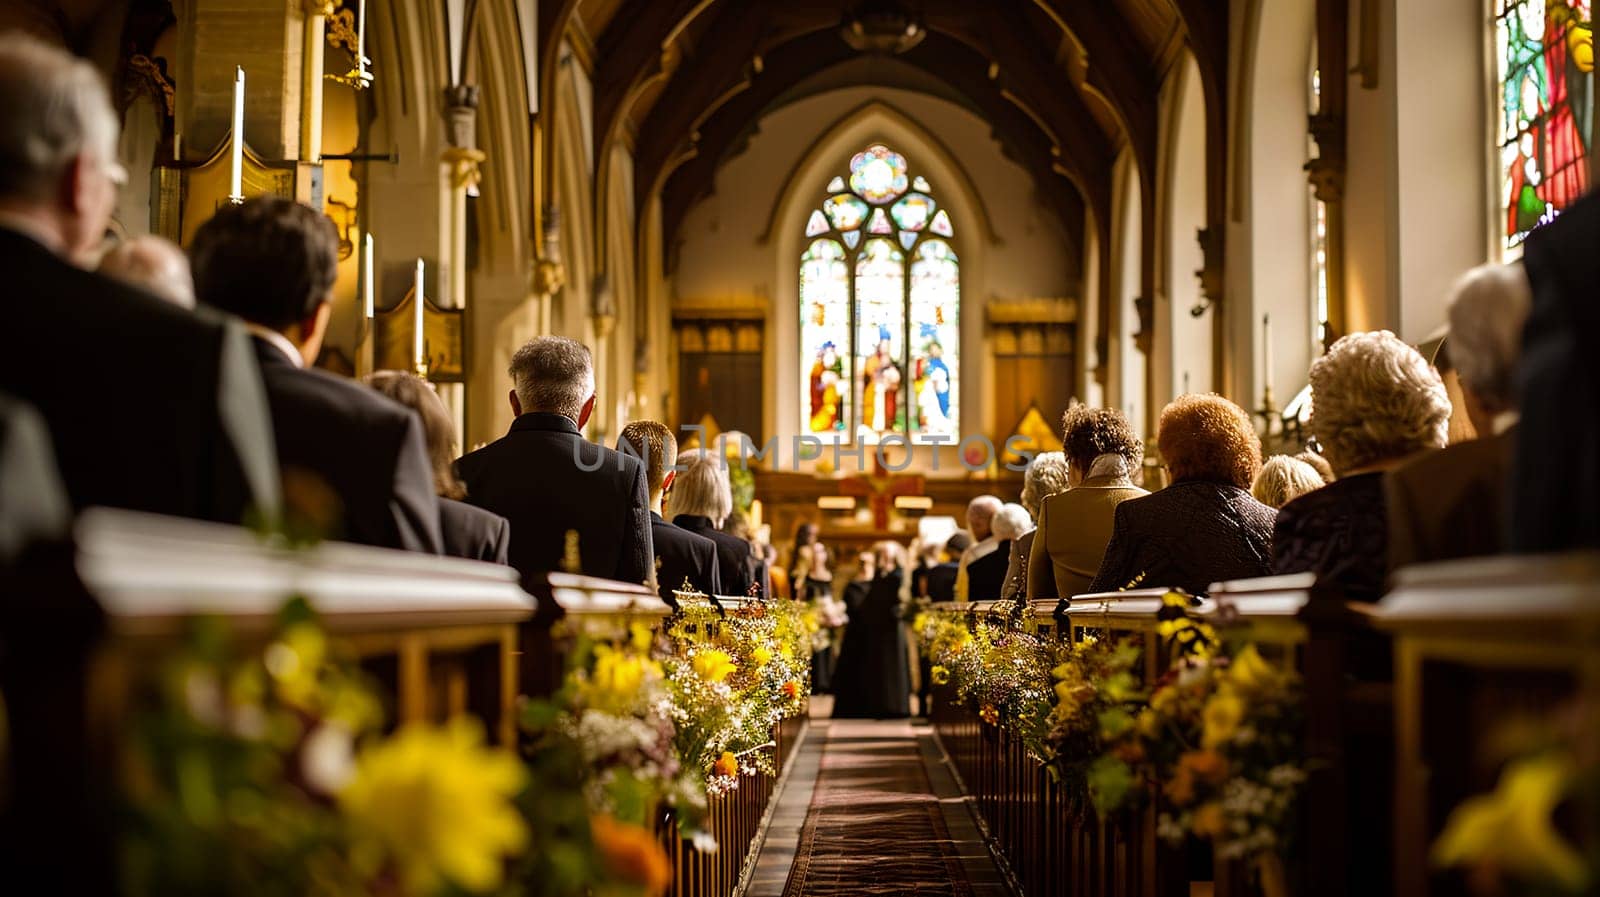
747,707 -> 1011,897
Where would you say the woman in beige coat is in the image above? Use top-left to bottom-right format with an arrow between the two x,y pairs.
1027,406 -> 1148,600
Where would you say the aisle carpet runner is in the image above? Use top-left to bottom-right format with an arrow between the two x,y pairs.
781,721 -> 976,897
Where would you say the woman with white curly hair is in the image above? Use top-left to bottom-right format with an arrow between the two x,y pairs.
999,452 -> 1070,600
1271,330 -> 1450,599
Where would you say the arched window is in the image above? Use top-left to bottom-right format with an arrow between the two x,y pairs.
1494,0 -> 1593,257
1309,65 -> 1329,351
800,144 -> 960,443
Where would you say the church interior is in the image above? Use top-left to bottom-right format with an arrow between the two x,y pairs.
0,0 -> 1596,894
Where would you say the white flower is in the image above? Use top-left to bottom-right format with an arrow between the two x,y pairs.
183,668 -> 226,728
301,721 -> 355,794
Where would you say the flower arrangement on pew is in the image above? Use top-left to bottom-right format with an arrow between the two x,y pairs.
517,617 -> 693,896
663,595 -> 810,798
917,591 -> 1309,878
915,603 -> 1059,761
1431,707 -> 1596,895
1091,593 -> 1307,880
121,598 -> 534,897
1046,634 -> 1145,815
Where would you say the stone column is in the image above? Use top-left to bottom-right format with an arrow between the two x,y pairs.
178,0 -> 303,162
438,85 -> 483,440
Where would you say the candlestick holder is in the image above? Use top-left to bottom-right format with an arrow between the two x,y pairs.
414,354 -> 430,381
1253,384 -> 1283,444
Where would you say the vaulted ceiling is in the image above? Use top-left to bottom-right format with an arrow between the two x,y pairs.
551,0 -> 1227,261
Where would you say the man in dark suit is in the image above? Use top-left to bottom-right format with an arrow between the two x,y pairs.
1388,263 -> 1528,569
923,532 -> 970,601
1512,191 -> 1600,552
0,34 -> 278,525
619,420 -> 719,605
671,448 -> 766,598
456,337 -> 652,584
190,198 -> 441,552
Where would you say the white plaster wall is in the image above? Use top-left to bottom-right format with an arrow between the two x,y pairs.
1228,0 -> 1316,405
1164,55 -> 1212,402
672,86 -> 1077,457
1388,0 -> 1489,341
1079,208 -> 1104,409
1343,0 -> 1490,342
1111,152 -> 1147,435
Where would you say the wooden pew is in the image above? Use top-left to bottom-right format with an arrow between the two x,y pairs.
1204,573 -> 1394,897
1377,552 -> 1600,897
0,507 -> 537,891
1064,589 -> 1204,897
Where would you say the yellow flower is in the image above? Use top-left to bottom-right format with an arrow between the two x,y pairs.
980,704 -> 1000,726
712,751 -> 739,779
1053,681 -> 1082,720
693,649 -> 736,684
1432,753 -> 1590,892
931,665 -> 950,686
1201,688 -> 1245,750
263,623 -> 327,707
629,622 -> 654,654
591,814 -> 671,896
1226,644 -> 1279,696
1191,802 -> 1227,839
751,645 -> 774,668
589,646 -> 657,712
340,718 -> 528,894
1137,708 -> 1162,739
782,680 -> 803,700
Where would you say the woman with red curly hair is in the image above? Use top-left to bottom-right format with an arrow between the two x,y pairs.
1086,394 -> 1277,596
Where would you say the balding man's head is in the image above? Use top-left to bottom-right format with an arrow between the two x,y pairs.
99,235 -> 194,307
966,495 -> 1002,541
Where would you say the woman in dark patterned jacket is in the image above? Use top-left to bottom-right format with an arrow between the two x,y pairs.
1088,394 -> 1277,597
1271,331 -> 1450,600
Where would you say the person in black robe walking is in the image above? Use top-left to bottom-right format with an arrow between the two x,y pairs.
794,540 -> 838,693
831,541 -> 911,719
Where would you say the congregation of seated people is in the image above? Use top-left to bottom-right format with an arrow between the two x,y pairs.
2,30 -> 1595,616
0,34 -> 777,603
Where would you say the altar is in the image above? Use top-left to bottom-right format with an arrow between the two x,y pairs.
752,467 -> 1021,568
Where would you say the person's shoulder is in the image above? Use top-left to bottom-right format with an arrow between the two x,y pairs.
28,251 -> 225,341
277,365 -> 415,430
440,495 -> 505,525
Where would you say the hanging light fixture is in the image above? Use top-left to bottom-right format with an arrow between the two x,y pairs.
839,0 -> 925,54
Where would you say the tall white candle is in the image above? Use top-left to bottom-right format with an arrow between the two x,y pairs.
228,67 -> 245,202
413,259 -> 425,368
362,233 -> 374,319
356,0 -> 367,77
1262,314 -> 1274,397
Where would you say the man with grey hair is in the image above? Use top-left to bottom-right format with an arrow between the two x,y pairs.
0,33 -> 278,523
1386,263 -> 1531,568
456,336 -> 652,584
953,493 -> 1002,601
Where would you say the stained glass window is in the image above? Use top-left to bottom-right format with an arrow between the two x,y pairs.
1495,0 -> 1593,255
799,144 -> 960,442
849,145 -> 909,204
910,240 -> 959,439
1309,66 -> 1329,351
856,239 -> 907,434
801,239 -> 850,435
